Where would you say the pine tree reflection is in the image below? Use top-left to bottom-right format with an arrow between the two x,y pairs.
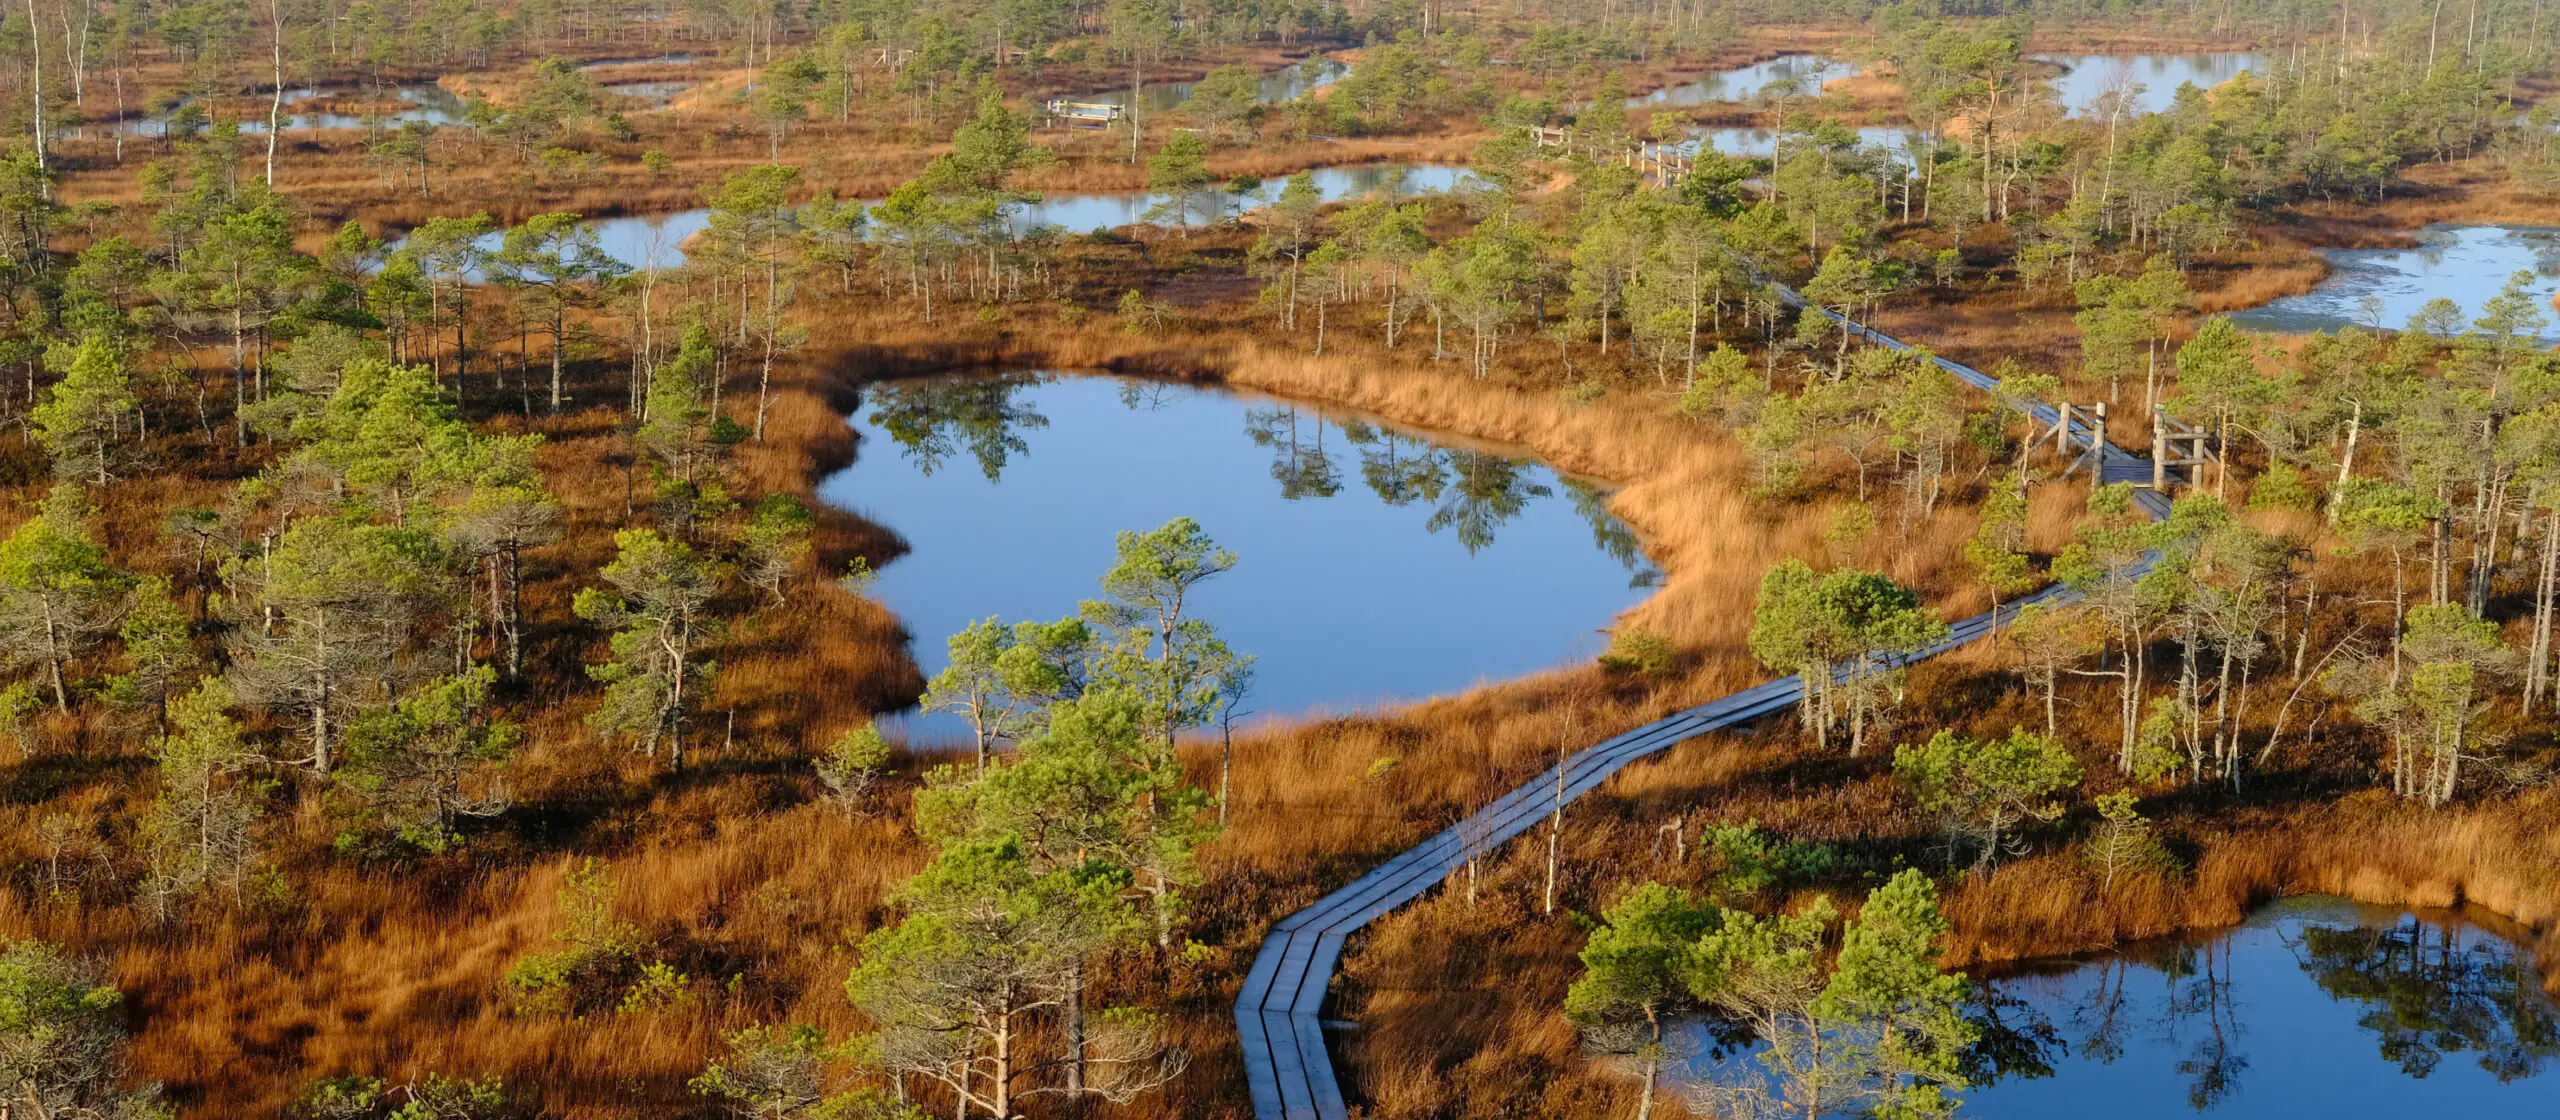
1428,450 -> 1554,553
1243,405 -> 1341,499
1340,420 -> 1449,507
2292,914 -> 2560,1082
1961,985 -> 2063,1086
865,374 -> 1050,480
1565,478 -> 1664,587
2162,940 -> 2249,1111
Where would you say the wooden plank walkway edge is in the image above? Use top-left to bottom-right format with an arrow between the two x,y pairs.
1232,302 -> 2173,1120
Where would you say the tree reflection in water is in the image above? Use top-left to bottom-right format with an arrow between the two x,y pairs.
1954,942 -> 2258,1108
830,372 -> 1666,729
1927,904 -> 2560,1116
1244,405 -> 1342,500
2066,957 -> 2136,1067
1953,937 -> 2257,1109
2160,941 -> 2249,1111
1339,420 -> 1447,507
865,375 -> 1050,480
1297,411 -> 1653,565
1565,479 -> 1664,589
1118,379 -> 1180,412
1428,450 -> 1554,553
2292,914 -> 2560,1081
1961,984 -> 2063,1087
871,376 -> 1658,572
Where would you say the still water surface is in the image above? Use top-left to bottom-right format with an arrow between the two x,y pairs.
558,164 -> 1466,267
604,80 -> 696,105
813,373 -> 1659,742
1092,57 -> 1351,113
2034,52 -> 2270,117
382,210 -> 713,277
1672,897 -> 2560,1116
2229,224 -> 2560,340
1691,126 -> 1927,159
1633,55 -> 1861,106
577,53 -> 703,70
996,164 -> 1465,238
108,85 -> 468,135
1628,52 -> 2259,115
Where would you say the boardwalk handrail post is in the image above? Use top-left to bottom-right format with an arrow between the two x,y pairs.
2055,403 -> 2091,478
2153,407 -> 2169,490
2085,401 -> 2109,478
1517,126 -> 1695,187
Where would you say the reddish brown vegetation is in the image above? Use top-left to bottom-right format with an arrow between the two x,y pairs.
10,30 -> 2558,1117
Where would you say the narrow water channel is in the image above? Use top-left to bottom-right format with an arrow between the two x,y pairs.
813,373 -> 1660,743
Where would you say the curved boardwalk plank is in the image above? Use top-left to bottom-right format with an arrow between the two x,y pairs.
1233,307 -> 2174,1119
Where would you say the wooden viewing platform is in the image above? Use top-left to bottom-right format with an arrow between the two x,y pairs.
1528,125 -> 1698,187
1041,99 -> 1126,125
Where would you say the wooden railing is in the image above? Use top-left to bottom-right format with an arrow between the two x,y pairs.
1527,125 -> 1699,187
1041,99 -> 1126,125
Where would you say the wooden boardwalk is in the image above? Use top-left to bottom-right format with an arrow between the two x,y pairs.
1232,301 -> 2173,1120
1806,297 -> 2176,520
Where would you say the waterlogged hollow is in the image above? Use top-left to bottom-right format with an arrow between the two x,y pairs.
554,163 -> 1468,268
108,85 -> 468,135
603,80 -> 696,105
1628,52 -> 2258,116
1654,53 -> 2262,160
1089,57 -> 1352,114
992,163 -> 1467,240
1690,126 -> 1930,159
2230,224 -> 2560,341
575,53 -> 703,70
2033,52 -> 2271,117
1670,896 -> 2560,1116
1633,55 -> 1862,106
813,373 -> 1662,744
378,209 -> 715,278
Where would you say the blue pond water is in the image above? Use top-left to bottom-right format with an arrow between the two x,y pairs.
1000,163 -> 1466,237
2034,52 -> 2270,117
579,210 -> 715,270
2229,224 -> 2560,341
509,163 -> 1467,269
605,80 -> 695,105
1634,55 -> 1862,106
1674,897 -> 2560,1116
1090,57 -> 1351,114
577,53 -> 702,70
1630,52 -> 2254,116
813,373 -> 1660,743
1691,125 -> 1929,159
111,85 -> 469,135
377,209 -> 713,278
